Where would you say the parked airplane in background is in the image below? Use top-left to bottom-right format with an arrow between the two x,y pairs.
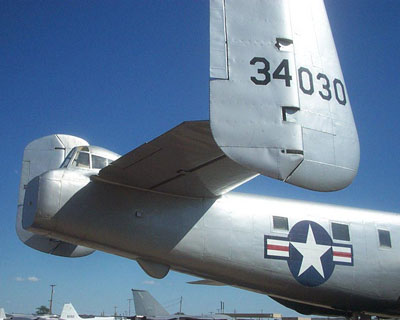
2,311 -> 45,320
36,315 -> 58,320
15,0 -> 399,318
132,290 -> 170,318
131,290 -> 274,320
60,304 -> 114,320
0,309 -> 8,320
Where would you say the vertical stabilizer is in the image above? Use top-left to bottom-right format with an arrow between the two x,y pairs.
210,0 -> 359,192
132,290 -> 170,317
0,308 -> 6,320
60,303 -> 81,320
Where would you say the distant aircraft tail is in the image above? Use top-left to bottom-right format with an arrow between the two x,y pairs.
60,303 -> 82,320
0,308 -> 6,320
132,289 -> 170,317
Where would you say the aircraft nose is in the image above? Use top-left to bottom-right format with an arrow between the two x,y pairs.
22,170 -> 62,232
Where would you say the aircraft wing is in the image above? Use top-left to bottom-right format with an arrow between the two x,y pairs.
96,121 -> 257,198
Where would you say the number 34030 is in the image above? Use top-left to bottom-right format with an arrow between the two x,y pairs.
250,57 -> 347,106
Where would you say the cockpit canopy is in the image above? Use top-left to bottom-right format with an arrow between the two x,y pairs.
60,146 -> 120,170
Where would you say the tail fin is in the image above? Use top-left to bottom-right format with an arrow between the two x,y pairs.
0,308 -> 6,320
210,0 -> 359,192
61,303 -> 81,320
132,289 -> 170,317
16,134 -> 95,257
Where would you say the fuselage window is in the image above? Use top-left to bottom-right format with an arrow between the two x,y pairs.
273,216 -> 289,231
92,155 -> 108,169
331,222 -> 350,241
73,152 -> 90,168
378,229 -> 392,248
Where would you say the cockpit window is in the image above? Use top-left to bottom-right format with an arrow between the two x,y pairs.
92,155 -> 108,169
60,145 -> 117,170
73,152 -> 90,168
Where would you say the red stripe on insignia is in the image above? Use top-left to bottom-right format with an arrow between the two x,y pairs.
333,251 -> 352,258
267,244 -> 289,252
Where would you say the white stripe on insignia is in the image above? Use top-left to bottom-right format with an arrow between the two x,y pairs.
268,239 -> 289,246
268,249 -> 289,257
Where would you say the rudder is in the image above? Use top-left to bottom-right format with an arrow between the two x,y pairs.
210,0 -> 359,192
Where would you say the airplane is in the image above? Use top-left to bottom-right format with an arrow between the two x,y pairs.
36,314 -> 59,320
2,311 -> 43,320
131,289 -> 273,320
0,309 -> 9,320
14,0 -> 399,318
131,289 -> 171,318
60,303 -> 114,320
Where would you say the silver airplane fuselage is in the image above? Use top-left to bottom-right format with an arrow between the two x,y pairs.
22,167 -> 400,317
14,0 -> 397,317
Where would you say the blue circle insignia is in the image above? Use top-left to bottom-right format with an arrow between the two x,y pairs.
287,221 -> 334,287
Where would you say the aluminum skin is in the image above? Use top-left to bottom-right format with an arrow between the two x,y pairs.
14,0 -> 394,318
210,0 -> 359,191
22,169 -> 400,317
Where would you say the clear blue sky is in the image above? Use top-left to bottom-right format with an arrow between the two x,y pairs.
1,0 -> 399,317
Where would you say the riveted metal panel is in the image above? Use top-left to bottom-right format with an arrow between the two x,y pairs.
210,0 -> 359,191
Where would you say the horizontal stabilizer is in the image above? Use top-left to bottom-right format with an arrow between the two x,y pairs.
98,121 -> 257,198
210,0 -> 359,191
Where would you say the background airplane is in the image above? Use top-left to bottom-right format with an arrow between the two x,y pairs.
60,304 -> 114,320
0,309 -> 8,320
1,311 -> 48,320
132,290 -> 276,320
132,290 -> 170,318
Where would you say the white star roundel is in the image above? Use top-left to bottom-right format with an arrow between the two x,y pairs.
264,220 -> 353,287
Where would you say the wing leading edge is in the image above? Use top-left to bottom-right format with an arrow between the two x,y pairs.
96,121 -> 257,198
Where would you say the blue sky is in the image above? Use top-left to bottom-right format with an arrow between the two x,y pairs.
1,0 -> 400,317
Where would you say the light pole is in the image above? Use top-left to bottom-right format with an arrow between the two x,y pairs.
49,285 -> 56,314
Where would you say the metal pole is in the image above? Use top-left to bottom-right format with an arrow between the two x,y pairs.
128,299 -> 132,316
49,285 -> 56,314
179,297 -> 182,314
